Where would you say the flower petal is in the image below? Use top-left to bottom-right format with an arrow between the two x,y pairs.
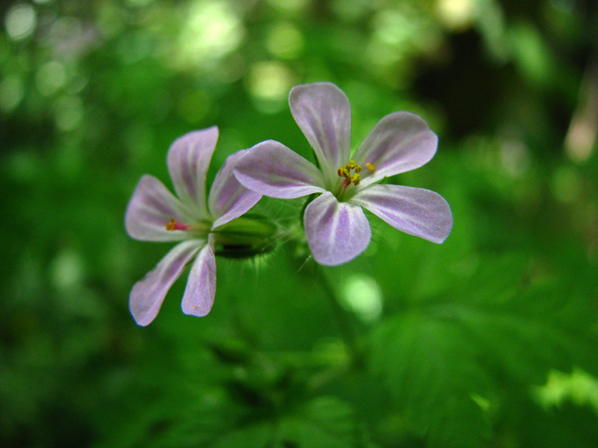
304,192 -> 371,266
129,239 -> 203,326
167,127 -> 218,218
352,112 -> 438,187
181,240 -> 216,317
352,184 -> 453,243
125,175 -> 193,242
233,140 -> 326,199
289,83 -> 351,179
209,149 -> 262,229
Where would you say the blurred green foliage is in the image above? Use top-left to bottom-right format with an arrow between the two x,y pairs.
2,0 -> 598,447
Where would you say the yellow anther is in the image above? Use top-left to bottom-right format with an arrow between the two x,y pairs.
338,166 -> 351,178
166,217 -> 177,231
338,160 -> 365,187
366,162 -> 375,172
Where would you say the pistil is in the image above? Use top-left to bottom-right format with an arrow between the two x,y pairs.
165,217 -> 191,231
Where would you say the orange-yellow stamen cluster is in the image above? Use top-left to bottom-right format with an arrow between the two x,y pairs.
337,160 -> 362,187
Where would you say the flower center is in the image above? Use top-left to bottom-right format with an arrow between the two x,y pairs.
337,160 -> 361,187
165,217 -> 212,235
166,217 -> 191,231
337,160 -> 375,188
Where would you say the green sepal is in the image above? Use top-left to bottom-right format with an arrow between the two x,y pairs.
212,214 -> 278,259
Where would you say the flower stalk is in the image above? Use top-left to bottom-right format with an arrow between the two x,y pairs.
315,267 -> 364,368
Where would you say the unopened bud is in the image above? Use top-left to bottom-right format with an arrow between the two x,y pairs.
212,214 -> 279,259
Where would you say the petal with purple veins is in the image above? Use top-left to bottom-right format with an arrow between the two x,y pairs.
304,192 -> 371,266
181,240 -> 216,317
352,112 -> 438,188
167,127 -> 218,218
129,239 -> 203,326
352,184 -> 453,243
208,149 -> 263,229
125,175 -> 193,242
289,83 -> 351,179
234,140 -> 326,200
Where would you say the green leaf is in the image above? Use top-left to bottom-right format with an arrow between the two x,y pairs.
369,312 -> 493,448
209,422 -> 273,448
275,396 -> 357,448
368,249 -> 598,447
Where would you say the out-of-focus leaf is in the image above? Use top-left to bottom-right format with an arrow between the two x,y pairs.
369,247 -> 598,446
208,422 -> 273,448
370,311 -> 493,448
273,396 -> 355,448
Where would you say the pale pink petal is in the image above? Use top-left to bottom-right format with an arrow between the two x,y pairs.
352,112 -> 438,187
352,184 -> 453,243
233,140 -> 326,199
125,175 -> 193,242
181,241 -> 216,317
129,240 -> 203,326
167,127 -> 218,218
304,192 -> 371,266
289,83 -> 351,180
208,150 -> 262,229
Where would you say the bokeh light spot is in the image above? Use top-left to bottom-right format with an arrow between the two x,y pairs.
265,22 -> 304,60
435,0 -> 476,31
5,4 -> 37,41
36,61 -> 67,97
340,274 -> 383,323
51,248 -> 85,290
176,0 -> 245,69
247,61 -> 294,113
372,9 -> 416,47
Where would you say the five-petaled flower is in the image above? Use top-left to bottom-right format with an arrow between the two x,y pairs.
234,82 -> 453,266
125,127 -> 262,326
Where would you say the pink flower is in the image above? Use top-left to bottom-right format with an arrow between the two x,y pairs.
125,127 -> 261,325
234,83 -> 453,266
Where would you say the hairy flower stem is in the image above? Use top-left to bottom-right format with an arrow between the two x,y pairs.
315,267 -> 364,369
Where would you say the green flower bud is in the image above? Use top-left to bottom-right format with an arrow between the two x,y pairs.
211,214 -> 279,259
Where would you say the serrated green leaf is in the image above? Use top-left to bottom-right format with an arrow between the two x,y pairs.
369,312 -> 493,448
